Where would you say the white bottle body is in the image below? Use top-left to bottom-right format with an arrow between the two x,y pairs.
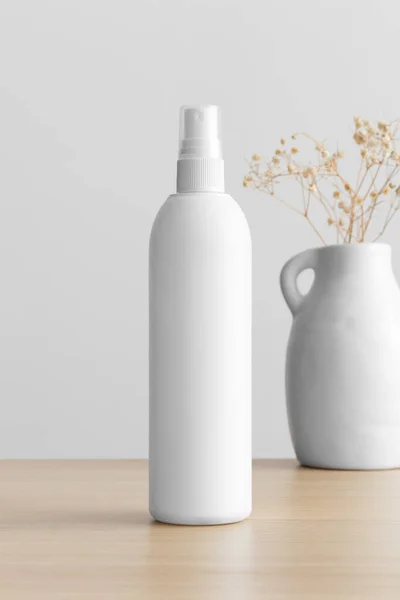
149,192 -> 252,524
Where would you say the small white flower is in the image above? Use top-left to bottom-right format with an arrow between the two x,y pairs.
354,128 -> 368,144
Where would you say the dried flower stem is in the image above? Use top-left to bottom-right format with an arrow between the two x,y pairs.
244,117 -> 400,244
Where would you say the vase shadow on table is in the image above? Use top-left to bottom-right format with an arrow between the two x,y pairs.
252,459 -> 299,470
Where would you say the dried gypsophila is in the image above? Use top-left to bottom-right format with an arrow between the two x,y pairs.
244,117 -> 400,244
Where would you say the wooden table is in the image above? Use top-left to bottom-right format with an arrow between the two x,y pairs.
1,460 -> 400,598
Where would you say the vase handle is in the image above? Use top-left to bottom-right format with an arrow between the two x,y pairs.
280,248 -> 319,316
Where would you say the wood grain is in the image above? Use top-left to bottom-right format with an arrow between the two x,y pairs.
0,459 -> 400,598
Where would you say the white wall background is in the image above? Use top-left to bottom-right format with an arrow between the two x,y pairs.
0,0 -> 399,458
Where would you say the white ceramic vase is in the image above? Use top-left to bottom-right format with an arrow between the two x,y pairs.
280,243 -> 400,470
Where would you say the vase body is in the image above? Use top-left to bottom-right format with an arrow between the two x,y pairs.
280,244 -> 400,470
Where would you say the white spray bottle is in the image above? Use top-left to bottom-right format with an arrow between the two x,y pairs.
149,105 -> 252,525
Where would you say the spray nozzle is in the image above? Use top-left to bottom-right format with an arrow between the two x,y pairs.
179,105 -> 222,160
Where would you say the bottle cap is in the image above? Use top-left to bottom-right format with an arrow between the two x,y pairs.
178,105 -> 222,160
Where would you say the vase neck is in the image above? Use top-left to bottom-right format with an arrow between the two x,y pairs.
315,244 -> 392,280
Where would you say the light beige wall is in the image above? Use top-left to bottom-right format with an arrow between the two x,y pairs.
0,0 -> 398,457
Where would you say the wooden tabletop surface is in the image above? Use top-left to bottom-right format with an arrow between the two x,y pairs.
1,459 -> 400,598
